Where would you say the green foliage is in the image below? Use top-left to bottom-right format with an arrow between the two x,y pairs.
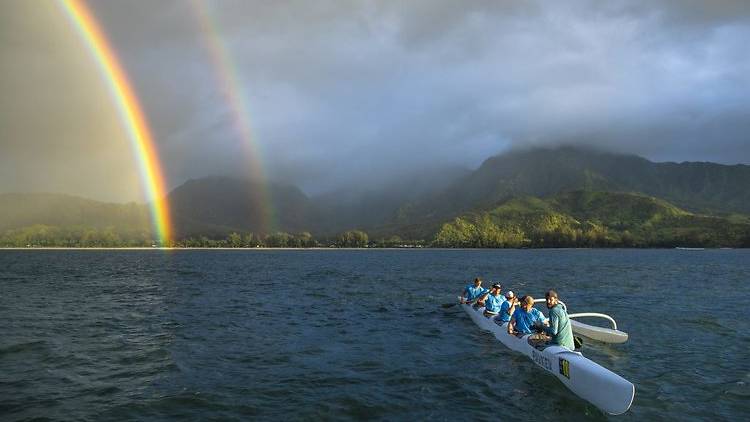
0,224 -> 154,247
434,218 -> 474,247
384,235 -> 403,247
173,231 -> 319,248
227,232 -> 243,247
336,230 -> 369,247
264,232 -> 291,247
242,233 -> 258,247
433,215 -> 529,248
432,191 -> 750,248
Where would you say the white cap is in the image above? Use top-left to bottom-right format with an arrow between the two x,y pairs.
505,290 -> 514,299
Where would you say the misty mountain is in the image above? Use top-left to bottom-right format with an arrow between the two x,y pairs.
390,146 -> 750,236
310,165 -> 471,234
167,165 -> 471,237
0,193 -> 154,246
0,193 -> 149,232
168,176 -> 313,238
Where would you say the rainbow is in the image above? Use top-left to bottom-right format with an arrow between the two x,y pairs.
189,0 -> 274,233
58,0 -> 172,244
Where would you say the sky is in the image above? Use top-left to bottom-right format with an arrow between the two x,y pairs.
1,0 -> 749,202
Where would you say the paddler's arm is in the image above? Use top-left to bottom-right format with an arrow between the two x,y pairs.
476,290 -> 490,305
507,317 -> 516,334
544,307 -> 560,337
505,298 -> 517,316
531,309 -> 549,332
460,284 -> 475,303
544,313 -> 559,336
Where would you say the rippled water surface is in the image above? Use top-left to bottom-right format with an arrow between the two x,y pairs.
1,249 -> 748,420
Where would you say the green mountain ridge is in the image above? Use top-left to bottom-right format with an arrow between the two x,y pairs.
1,147 -> 749,247
434,191 -> 750,248
394,147 -> 750,232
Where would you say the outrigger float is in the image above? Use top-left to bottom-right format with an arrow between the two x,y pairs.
459,298 -> 635,415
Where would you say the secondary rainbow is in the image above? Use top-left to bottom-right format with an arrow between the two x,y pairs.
58,0 -> 172,244
189,0 -> 274,233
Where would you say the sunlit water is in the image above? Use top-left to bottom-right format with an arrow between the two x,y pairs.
1,249 -> 748,420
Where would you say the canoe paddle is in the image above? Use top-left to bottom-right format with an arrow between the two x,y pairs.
442,301 -> 481,308
574,335 -> 584,350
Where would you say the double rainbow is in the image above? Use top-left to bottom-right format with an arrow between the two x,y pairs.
58,0 -> 172,244
189,0 -> 274,233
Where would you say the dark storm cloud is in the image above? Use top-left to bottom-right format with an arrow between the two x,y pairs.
2,0 -> 749,200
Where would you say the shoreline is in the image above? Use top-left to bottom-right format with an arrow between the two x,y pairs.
0,247 -> 741,251
0,247 -> 413,250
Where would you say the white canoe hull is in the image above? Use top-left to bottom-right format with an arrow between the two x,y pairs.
459,301 -> 635,415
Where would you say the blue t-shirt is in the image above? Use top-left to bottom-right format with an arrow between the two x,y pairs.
511,307 -> 547,334
498,299 -> 514,322
484,293 -> 505,313
464,285 -> 488,301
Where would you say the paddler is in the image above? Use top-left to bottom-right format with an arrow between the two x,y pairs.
542,290 -> 575,349
476,283 -> 505,318
507,295 -> 548,335
497,290 -> 517,324
460,278 -> 488,304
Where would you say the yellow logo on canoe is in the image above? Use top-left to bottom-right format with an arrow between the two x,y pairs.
559,358 -> 570,378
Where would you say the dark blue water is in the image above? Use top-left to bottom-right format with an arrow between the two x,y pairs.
1,249 -> 748,420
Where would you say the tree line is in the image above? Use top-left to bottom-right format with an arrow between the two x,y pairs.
0,225 -> 426,248
3,219 -> 747,249
433,215 -> 750,248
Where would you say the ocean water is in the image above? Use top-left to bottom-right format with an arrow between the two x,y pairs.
1,249 -> 748,421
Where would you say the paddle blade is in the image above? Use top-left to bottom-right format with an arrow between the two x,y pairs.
574,336 -> 584,350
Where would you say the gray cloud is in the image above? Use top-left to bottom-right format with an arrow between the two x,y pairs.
2,0 -> 749,201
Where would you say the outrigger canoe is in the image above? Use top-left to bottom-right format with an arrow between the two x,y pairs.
459,299 -> 635,415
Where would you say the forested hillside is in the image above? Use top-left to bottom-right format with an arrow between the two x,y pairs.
0,193 -> 153,246
433,191 -> 750,248
393,147 -> 750,231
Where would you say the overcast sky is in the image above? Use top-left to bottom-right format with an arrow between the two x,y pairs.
2,0 -> 749,202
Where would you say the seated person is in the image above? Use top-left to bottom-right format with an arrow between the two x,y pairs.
543,289 -> 575,349
460,278 -> 488,304
507,295 -> 548,335
477,283 -> 505,317
496,290 -> 517,324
